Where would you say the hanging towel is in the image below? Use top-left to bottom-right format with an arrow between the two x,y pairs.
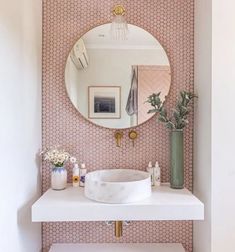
126,66 -> 138,116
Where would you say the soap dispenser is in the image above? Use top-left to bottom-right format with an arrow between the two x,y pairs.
72,163 -> 80,187
79,163 -> 87,187
154,161 -> 161,186
147,161 -> 155,186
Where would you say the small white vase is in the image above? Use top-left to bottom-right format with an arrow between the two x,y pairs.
51,166 -> 67,190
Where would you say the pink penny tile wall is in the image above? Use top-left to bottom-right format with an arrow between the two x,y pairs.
42,0 -> 194,251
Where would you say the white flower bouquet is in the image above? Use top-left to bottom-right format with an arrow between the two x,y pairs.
41,147 -> 70,167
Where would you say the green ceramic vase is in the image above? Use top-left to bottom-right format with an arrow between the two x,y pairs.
170,129 -> 184,189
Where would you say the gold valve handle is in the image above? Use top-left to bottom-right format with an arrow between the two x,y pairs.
128,130 -> 138,147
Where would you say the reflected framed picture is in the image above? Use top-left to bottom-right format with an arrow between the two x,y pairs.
88,86 -> 121,119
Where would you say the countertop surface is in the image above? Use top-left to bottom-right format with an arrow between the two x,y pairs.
32,184 -> 204,221
49,243 -> 185,252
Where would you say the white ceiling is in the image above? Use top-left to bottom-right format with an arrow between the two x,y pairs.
82,24 -> 163,50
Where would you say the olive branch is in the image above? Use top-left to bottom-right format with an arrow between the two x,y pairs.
146,91 -> 197,130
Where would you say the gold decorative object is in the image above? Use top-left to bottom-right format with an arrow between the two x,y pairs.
111,5 -> 128,40
115,221 -> 123,238
128,130 -> 138,146
114,131 -> 123,147
113,5 -> 125,16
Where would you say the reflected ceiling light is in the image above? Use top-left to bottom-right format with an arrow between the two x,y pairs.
110,5 -> 128,40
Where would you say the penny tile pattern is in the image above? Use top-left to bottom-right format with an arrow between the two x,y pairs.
42,0 -> 194,251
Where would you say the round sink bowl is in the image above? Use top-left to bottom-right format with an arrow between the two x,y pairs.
84,169 -> 151,204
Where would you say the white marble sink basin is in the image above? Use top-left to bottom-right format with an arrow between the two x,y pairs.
84,169 -> 151,204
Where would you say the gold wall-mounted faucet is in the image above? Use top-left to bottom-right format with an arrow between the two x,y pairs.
114,131 -> 123,147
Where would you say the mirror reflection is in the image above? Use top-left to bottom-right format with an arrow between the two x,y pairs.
65,24 -> 171,129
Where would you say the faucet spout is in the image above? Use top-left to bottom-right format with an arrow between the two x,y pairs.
114,131 -> 123,147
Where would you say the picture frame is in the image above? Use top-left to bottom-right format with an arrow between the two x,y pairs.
88,86 -> 121,119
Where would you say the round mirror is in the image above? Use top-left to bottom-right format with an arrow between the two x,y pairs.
65,24 -> 171,129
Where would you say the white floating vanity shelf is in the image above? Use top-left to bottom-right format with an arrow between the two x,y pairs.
32,184 -> 204,222
49,243 -> 185,252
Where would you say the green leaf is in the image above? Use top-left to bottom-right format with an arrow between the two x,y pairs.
147,109 -> 159,114
173,110 -> 180,120
160,107 -> 167,117
158,116 -> 167,122
146,89 -> 197,130
145,92 -> 163,108
166,121 -> 175,129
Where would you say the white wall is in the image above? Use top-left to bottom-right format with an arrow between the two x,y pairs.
194,0 -> 212,251
194,0 -> 235,251
0,0 -> 42,251
211,0 -> 235,251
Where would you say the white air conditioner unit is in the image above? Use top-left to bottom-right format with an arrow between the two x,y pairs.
70,38 -> 89,69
